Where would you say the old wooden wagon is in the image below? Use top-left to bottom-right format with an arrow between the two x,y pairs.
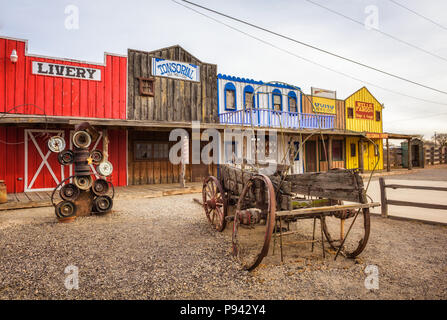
202,165 -> 380,270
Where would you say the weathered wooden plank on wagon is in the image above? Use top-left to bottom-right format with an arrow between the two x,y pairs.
276,202 -> 380,217
285,170 -> 364,203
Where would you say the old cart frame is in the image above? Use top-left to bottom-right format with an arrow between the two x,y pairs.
202,165 -> 380,270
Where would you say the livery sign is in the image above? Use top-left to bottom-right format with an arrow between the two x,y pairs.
312,96 -> 336,114
355,101 -> 374,120
32,61 -> 101,81
151,58 -> 200,82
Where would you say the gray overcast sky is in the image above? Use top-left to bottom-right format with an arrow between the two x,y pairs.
1,0 -> 446,140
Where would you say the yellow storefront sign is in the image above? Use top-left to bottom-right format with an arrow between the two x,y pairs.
312,96 -> 336,114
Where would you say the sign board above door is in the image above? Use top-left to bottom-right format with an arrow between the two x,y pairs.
311,87 -> 336,99
151,58 -> 200,82
32,61 -> 101,81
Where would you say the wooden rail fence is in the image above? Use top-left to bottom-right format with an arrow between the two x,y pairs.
379,177 -> 447,218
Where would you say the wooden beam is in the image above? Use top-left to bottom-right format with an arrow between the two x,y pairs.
379,177 -> 388,218
358,140 -> 364,173
386,138 -> 390,172
102,128 -> 109,161
276,202 -> 380,217
385,184 -> 447,192
387,200 -> 447,211
328,136 -> 333,171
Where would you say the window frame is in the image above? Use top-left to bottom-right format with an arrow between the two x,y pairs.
243,85 -> 255,110
288,91 -> 298,113
224,82 -> 237,111
137,77 -> 155,96
350,143 -> 356,157
133,140 -> 170,162
347,107 -> 354,119
375,110 -> 381,122
272,89 -> 282,112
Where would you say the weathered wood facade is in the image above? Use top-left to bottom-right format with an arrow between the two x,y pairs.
302,94 -> 345,130
126,45 -> 218,185
127,45 -> 218,123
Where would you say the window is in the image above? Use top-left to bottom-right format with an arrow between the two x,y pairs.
243,85 -> 255,109
347,107 -> 354,118
224,82 -> 237,110
289,141 -> 300,161
272,89 -> 282,111
134,141 -> 169,161
375,111 -> 381,122
350,143 -> 356,157
332,140 -> 343,161
138,77 -> 155,96
288,91 -> 298,113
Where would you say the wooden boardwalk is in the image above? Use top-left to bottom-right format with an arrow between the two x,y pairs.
0,182 -> 202,211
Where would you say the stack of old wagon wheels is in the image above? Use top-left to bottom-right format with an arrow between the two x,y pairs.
47,122 -> 115,222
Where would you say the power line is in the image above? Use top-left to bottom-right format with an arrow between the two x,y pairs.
386,111 -> 447,123
180,0 -> 447,96
388,0 -> 447,31
304,0 -> 447,62
173,0 -> 447,106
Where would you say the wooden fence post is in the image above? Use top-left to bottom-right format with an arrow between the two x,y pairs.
386,138 -> 390,172
408,139 -> 412,170
379,177 -> 388,218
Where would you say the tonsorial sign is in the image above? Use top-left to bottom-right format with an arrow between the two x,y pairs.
152,58 -> 200,82
32,61 -> 101,81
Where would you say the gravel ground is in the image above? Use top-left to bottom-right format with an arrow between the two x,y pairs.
0,193 -> 446,300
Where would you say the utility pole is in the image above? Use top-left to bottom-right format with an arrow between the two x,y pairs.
434,131 -> 437,146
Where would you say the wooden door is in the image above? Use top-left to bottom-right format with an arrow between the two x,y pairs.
305,141 -> 317,172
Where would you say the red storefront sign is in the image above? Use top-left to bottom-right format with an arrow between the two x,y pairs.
355,101 -> 374,120
366,132 -> 388,139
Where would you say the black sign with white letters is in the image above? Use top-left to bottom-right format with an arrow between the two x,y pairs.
31,61 -> 101,81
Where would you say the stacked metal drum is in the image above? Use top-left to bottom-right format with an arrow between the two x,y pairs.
48,122 -> 114,222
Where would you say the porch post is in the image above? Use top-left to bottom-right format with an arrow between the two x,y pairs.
328,135 -> 333,170
386,138 -> 390,172
102,129 -> 109,161
358,140 -> 364,174
408,138 -> 412,170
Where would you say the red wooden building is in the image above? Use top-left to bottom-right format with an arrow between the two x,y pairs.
0,36 -> 128,193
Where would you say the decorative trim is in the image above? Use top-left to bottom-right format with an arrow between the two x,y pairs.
218,73 -> 300,90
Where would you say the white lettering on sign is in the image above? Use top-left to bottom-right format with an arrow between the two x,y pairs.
152,58 -> 200,82
32,61 -> 101,81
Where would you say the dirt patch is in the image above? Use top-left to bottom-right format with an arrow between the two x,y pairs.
0,193 -> 446,299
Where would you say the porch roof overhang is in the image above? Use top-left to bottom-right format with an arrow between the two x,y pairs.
384,132 -> 423,140
0,114 -> 366,136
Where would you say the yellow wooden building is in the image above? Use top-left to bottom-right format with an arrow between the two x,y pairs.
345,87 -> 384,171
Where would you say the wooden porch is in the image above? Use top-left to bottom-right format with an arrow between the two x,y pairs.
0,182 -> 202,211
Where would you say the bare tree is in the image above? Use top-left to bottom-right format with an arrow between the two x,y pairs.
432,133 -> 447,147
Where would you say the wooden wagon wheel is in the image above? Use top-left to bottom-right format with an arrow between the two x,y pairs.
232,174 -> 276,271
202,176 -> 227,232
321,200 -> 370,258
